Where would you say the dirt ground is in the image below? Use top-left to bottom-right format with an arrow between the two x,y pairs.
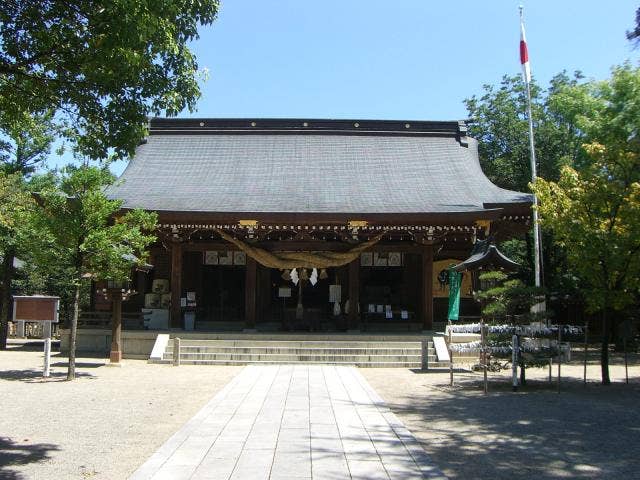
362,350 -> 640,480
0,341 -> 242,480
1,342 -> 638,480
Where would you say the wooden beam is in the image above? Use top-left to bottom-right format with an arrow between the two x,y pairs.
348,259 -> 360,330
422,245 -> 434,330
181,240 -> 429,253
151,209 -> 510,226
170,241 -> 182,328
182,242 -> 237,251
245,257 -> 257,328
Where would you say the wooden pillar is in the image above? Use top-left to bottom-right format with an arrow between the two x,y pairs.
245,257 -> 257,329
170,241 -> 183,328
258,266 -> 272,321
348,259 -> 360,330
89,280 -> 96,311
109,294 -> 122,363
422,245 -> 434,330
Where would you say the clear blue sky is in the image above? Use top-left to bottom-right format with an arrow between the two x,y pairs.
187,0 -> 637,120
60,0 -> 640,174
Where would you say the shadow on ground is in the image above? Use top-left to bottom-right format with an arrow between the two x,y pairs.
50,361 -> 105,369
0,437 -> 59,480
4,341 -> 60,352
384,373 -> 640,480
0,368 -> 94,382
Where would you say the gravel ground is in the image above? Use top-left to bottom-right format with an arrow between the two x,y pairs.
0,341 -> 242,480
1,342 -> 638,480
362,351 -> 640,480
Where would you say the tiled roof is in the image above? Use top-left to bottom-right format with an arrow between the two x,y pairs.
108,118 -> 532,215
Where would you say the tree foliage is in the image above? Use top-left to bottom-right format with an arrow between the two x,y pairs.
626,7 -> 640,43
532,64 -> 640,384
465,73 -> 586,289
476,270 -> 547,379
31,165 -> 157,379
0,173 -> 31,237
0,0 -> 219,160
476,270 -> 542,322
0,110 -> 57,175
0,109 -> 57,348
465,73 -> 584,193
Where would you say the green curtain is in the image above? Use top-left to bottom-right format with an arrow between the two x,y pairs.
447,267 -> 462,321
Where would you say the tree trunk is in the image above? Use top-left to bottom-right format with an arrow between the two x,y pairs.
0,247 -> 16,350
67,283 -> 80,380
520,362 -> 527,386
601,308 -> 610,385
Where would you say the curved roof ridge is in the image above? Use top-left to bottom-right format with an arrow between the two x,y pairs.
148,117 -> 471,140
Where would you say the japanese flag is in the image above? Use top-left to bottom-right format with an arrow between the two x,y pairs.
520,17 -> 531,83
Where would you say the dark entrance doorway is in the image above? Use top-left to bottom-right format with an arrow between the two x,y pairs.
200,265 -> 246,323
268,268 -> 343,331
359,252 -> 421,328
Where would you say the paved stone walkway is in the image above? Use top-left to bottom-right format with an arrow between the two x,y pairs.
130,365 -> 446,480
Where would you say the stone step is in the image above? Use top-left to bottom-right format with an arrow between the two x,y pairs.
165,349 -> 430,355
165,352 -> 422,361
167,339 -> 425,348
172,359 -> 423,367
154,352 -> 447,369
166,346 -> 423,355
151,335 -> 443,368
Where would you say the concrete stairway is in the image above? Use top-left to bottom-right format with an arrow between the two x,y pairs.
150,337 -> 449,368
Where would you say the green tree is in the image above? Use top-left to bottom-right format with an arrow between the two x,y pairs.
465,73 -> 584,192
0,111 -> 56,175
0,0 -> 219,160
0,111 -> 56,348
476,271 -> 540,322
32,165 -> 157,379
465,73 -> 585,294
626,7 -> 640,43
533,64 -> 640,385
0,173 -> 34,347
476,270 -> 545,384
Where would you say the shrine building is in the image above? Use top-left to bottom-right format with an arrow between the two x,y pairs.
104,117 -> 531,334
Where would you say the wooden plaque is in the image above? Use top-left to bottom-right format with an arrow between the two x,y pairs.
13,296 -> 60,323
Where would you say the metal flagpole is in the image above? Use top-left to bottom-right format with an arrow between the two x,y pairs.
520,6 -> 544,306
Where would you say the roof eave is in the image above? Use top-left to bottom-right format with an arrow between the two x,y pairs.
120,208 -> 509,226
